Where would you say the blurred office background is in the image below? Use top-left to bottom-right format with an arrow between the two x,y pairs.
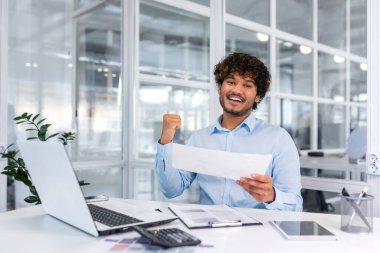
0,0 -> 367,213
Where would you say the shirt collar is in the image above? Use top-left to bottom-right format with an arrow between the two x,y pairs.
209,113 -> 257,135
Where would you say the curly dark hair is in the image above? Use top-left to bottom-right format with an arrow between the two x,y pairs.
214,52 -> 271,110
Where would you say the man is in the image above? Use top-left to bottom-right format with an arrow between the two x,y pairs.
155,52 -> 302,211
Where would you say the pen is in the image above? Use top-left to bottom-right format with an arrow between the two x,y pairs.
357,187 -> 368,202
347,186 -> 368,227
208,220 -> 243,228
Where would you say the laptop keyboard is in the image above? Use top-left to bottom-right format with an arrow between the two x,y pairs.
88,204 -> 143,227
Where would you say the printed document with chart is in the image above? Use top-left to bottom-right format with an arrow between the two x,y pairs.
172,143 -> 272,180
169,203 -> 262,229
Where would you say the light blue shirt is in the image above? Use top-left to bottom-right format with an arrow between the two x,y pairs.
155,113 -> 303,211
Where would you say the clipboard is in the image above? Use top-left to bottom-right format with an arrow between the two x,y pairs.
168,203 -> 262,229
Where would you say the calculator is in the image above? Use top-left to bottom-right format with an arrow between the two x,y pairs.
131,226 -> 202,248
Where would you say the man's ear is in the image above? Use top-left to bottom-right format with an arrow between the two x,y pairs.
255,96 -> 261,103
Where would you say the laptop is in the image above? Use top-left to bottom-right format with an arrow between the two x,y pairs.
17,140 -> 177,237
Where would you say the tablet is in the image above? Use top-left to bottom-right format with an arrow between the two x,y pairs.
271,221 -> 337,241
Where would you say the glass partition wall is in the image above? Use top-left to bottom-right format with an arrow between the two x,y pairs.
2,0 -> 367,212
6,0 -> 75,209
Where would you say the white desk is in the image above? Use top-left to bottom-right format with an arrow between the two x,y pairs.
0,199 -> 378,253
300,156 -> 366,181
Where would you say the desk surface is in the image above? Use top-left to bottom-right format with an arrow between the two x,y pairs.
0,199 -> 378,253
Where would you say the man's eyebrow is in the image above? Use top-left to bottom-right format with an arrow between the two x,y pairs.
244,78 -> 255,84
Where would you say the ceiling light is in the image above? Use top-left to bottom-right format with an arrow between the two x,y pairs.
360,63 -> 367,71
333,55 -> 345,63
25,62 -> 31,67
68,63 -> 73,68
284,42 -> 293,47
299,45 -> 312,54
256,32 -> 269,42
358,93 -> 367,101
33,63 -> 38,68
333,95 -> 344,102
103,68 -> 109,72
97,68 -> 102,72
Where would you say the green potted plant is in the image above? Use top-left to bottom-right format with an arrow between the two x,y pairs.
0,112 -> 89,205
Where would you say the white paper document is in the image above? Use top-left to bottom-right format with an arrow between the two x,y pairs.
172,143 -> 272,180
169,203 -> 261,229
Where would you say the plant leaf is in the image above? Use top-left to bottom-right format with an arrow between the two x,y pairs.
26,137 -> 38,140
13,112 -> 28,120
1,171 -> 14,176
36,118 -> 47,126
30,186 -> 38,196
32,113 -> 40,122
40,124 -> 52,131
37,131 -> 46,141
46,133 -> 59,140
24,195 -> 40,203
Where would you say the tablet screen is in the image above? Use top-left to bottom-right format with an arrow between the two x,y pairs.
272,221 -> 337,241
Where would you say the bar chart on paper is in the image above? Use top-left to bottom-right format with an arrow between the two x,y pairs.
90,236 -> 225,253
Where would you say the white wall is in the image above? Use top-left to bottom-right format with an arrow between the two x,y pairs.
367,0 -> 380,216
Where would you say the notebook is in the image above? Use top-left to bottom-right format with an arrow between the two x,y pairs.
17,140 -> 177,237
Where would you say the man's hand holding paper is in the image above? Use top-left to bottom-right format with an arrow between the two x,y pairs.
237,174 -> 275,203
172,143 -> 272,181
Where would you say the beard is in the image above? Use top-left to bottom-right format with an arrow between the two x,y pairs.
219,92 -> 254,117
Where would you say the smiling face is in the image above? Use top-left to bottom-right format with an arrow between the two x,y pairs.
218,73 -> 261,118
